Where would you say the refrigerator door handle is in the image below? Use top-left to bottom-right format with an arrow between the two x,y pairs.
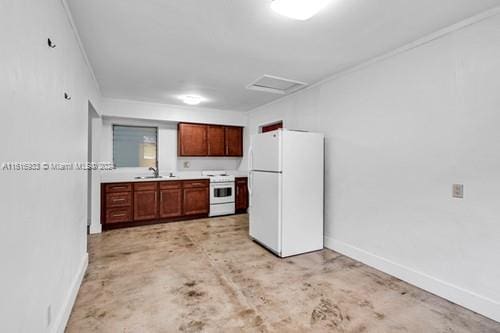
248,171 -> 254,202
248,145 -> 253,171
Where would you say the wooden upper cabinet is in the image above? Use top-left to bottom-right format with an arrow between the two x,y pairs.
178,123 -> 208,156
178,122 -> 243,157
207,125 -> 226,156
225,126 -> 243,157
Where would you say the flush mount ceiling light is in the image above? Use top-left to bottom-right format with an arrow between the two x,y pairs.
179,95 -> 204,105
271,0 -> 330,20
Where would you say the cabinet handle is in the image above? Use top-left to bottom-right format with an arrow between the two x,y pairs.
112,198 -> 126,202
112,213 -> 126,217
113,186 -> 127,190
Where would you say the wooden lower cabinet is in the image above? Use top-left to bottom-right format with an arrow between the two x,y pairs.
134,190 -> 158,221
159,188 -> 183,218
106,207 -> 132,224
106,192 -> 132,208
103,183 -> 133,225
102,179 -> 209,230
235,177 -> 249,213
183,187 -> 209,215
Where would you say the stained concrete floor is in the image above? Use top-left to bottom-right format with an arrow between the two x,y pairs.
67,214 -> 500,332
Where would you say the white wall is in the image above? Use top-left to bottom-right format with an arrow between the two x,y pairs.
248,13 -> 500,322
99,117 -> 245,176
88,105 -> 103,234
98,98 -> 249,176
100,99 -> 249,174
0,0 -> 102,332
102,98 -> 247,126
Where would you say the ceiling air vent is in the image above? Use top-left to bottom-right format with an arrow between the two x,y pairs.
246,75 -> 308,95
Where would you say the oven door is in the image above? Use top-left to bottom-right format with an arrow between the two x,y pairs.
210,182 -> 235,204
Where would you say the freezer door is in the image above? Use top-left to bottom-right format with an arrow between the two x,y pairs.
249,171 -> 281,255
250,130 -> 281,172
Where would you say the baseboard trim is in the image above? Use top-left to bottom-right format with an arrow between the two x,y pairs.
53,252 -> 88,333
324,236 -> 500,323
89,222 -> 102,234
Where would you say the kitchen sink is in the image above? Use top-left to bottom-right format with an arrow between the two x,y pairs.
134,176 -> 164,179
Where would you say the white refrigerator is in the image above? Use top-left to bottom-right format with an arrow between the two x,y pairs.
248,129 -> 324,257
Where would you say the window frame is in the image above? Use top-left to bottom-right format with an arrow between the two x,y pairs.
112,124 -> 159,169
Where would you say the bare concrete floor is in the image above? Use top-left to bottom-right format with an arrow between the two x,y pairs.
67,215 -> 500,332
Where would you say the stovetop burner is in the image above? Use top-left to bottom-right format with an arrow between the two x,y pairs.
201,170 -> 235,183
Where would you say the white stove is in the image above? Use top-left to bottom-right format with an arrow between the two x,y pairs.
201,171 -> 235,216
202,172 -> 235,183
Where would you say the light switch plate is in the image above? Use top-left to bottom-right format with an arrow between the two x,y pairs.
183,161 -> 190,169
452,184 -> 464,198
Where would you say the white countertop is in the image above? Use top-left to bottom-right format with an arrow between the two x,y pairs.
101,175 -> 210,184
100,170 -> 248,184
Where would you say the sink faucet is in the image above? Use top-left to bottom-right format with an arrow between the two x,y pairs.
149,160 -> 159,178
148,166 -> 159,177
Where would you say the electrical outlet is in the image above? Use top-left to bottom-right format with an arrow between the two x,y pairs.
183,161 -> 190,169
452,184 -> 464,199
47,304 -> 52,327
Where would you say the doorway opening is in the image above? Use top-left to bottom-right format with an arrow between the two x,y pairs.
87,102 -> 99,236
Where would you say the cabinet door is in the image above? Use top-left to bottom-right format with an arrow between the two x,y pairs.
159,189 -> 183,218
178,123 -> 208,156
134,190 -> 158,221
207,125 -> 225,156
236,178 -> 248,210
183,187 -> 209,216
225,127 -> 243,156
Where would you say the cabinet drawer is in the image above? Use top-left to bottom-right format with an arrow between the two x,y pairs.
183,179 -> 209,188
106,207 -> 132,224
159,181 -> 182,190
106,192 -> 132,208
134,182 -> 158,191
105,183 -> 132,193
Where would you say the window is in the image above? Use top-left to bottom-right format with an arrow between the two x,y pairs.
113,125 -> 157,168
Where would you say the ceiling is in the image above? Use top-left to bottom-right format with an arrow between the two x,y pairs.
67,0 -> 500,111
